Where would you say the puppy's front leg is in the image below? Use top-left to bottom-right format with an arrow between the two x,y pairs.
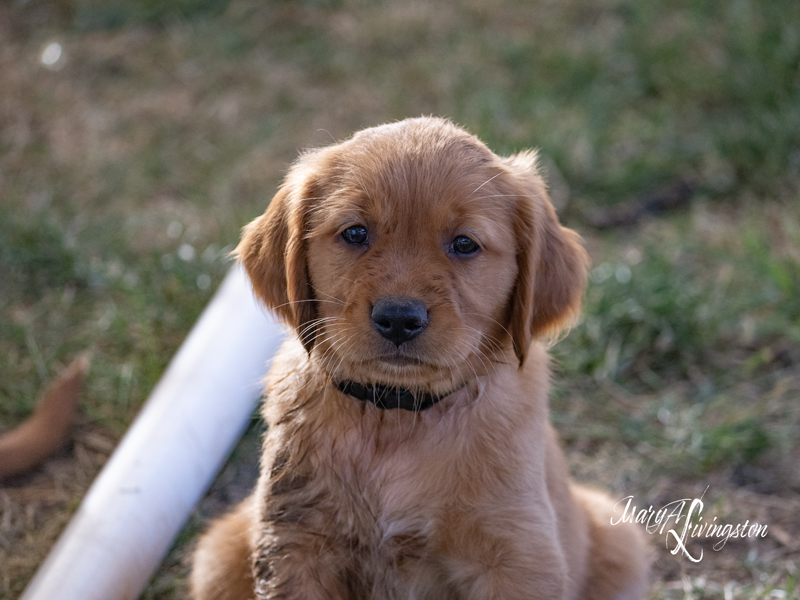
252,453 -> 355,600
441,514 -> 567,600
252,524 -> 353,600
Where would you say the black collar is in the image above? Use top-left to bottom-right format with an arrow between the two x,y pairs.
335,380 -> 462,411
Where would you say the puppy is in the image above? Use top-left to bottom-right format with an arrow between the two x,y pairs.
191,117 -> 650,600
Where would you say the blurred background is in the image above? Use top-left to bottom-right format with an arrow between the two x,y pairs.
1,0 -> 799,597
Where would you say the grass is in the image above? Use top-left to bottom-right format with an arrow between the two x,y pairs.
552,202 -> 800,472
0,0 -> 798,598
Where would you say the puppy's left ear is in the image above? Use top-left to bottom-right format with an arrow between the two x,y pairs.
502,151 -> 589,366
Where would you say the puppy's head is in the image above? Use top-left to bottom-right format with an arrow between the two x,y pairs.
237,118 -> 587,393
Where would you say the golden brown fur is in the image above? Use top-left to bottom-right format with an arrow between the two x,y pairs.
190,117 -> 650,600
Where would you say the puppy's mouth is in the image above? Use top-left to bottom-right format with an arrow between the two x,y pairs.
376,353 -> 425,367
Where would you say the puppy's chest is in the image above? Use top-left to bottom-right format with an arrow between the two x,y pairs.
322,465 -> 458,600
321,422 -> 447,534
263,415 -> 461,580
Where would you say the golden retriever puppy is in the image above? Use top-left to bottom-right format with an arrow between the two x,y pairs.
190,117 -> 650,600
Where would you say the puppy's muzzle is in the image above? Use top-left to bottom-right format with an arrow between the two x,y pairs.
371,297 -> 428,347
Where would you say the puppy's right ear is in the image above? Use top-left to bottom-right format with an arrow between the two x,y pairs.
235,154 -> 323,352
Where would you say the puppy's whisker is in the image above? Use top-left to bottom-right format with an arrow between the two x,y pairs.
462,358 -> 486,406
298,316 -> 340,330
312,330 -> 349,356
327,329 -> 359,364
325,335 -> 367,421
330,275 -> 361,286
461,325 -> 505,350
305,334 -> 347,360
471,349 -> 500,388
317,128 -> 339,145
324,335 -> 355,380
315,326 -> 361,373
456,344 -> 500,409
273,299 -> 344,314
297,316 -> 339,338
461,312 -> 514,341
297,318 -> 341,343
308,284 -> 346,305
444,325 -> 505,367
443,329 -> 501,386
468,171 -> 503,196
472,193 -> 527,199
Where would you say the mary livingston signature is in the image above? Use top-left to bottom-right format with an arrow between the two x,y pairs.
611,488 -> 768,562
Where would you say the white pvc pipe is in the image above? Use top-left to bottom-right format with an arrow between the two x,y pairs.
21,265 -> 285,600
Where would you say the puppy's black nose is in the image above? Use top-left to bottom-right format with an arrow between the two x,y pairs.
371,297 -> 428,347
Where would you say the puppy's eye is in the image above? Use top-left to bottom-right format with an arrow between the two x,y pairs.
451,235 -> 479,255
342,225 -> 369,245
